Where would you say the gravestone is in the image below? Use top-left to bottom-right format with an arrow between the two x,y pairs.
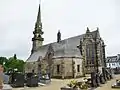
26,73 -> 38,87
0,65 -> 12,90
112,80 -> 120,88
108,68 -> 114,79
105,69 -> 110,80
2,84 -> 12,90
99,73 -> 105,84
91,72 -> 97,87
3,74 -> 9,84
39,73 -> 51,84
96,73 -> 100,87
102,68 -> 107,82
10,73 -> 24,87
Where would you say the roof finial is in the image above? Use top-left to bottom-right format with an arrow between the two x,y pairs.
86,27 -> 90,33
96,27 -> 99,31
57,30 -> 61,43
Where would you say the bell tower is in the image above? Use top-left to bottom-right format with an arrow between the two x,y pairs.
31,4 -> 44,53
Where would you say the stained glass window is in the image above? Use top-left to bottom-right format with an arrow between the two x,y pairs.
86,43 -> 95,65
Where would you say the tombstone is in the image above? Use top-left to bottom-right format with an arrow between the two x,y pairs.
39,73 -> 51,84
102,68 -> 107,82
112,79 -> 120,88
26,74 -> 38,87
26,73 -> 33,78
91,72 -> 97,87
99,73 -> 105,84
3,74 -> 10,84
105,69 -> 110,80
11,73 -> 24,87
2,84 -> 12,90
0,65 -> 12,90
108,68 -> 114,79
96,73 -> 100,87
116,80 -> 120,86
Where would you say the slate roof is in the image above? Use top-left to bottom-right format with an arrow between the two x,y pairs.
106,54 -> 120,63
106,56 -> 118,63
26,30 -> 98,62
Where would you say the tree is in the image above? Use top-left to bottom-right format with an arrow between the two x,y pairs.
0,57 -> 8,72
6,57 -> 25,72
0,55 -> 25,73
0,57 -> 8,65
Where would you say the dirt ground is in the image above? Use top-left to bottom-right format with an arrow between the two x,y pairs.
12,75 -> 120,90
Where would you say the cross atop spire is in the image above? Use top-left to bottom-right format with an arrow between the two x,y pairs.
36,4 -> 41,24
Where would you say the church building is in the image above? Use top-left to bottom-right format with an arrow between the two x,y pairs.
25,4 -> 106,78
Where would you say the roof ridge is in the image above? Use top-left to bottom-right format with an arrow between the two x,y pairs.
41,30 -> 98,46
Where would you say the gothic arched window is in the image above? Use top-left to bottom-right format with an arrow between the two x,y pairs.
85,41 -> 95,65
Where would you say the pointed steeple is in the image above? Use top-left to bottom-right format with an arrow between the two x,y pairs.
34,3 -> 43,34
31,3 -> 44,53
36,4 -> 41,25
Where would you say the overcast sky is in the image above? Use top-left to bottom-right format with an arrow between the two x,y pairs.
0,0 -> 120,60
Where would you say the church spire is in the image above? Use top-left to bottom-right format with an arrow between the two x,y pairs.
31,3 -> 44,53
36,4 -> 41,25
34,3 -> 43,34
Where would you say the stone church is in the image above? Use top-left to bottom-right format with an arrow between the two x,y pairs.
25,4 -> 106,78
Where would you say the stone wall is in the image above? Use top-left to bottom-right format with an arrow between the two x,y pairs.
25,57 -> 83,78
73,58 -> 83,77
24,62 -> 38,73
52,58 -> 63,78
52,57 -> 83,78
64,58 -> 73,78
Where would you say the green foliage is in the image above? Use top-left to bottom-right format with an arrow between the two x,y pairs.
0,57 -> 8,65
0,55 -> 25,72
0,57 -> 8,72
67,80 -> 89,89
79,82 -> 88,89
67,80 -> 78,88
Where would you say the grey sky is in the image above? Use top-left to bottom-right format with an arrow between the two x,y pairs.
0,0 -> 120,60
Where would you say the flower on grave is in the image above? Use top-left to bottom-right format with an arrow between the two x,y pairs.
67,80 -> 78,88
79,82 -> 89,89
